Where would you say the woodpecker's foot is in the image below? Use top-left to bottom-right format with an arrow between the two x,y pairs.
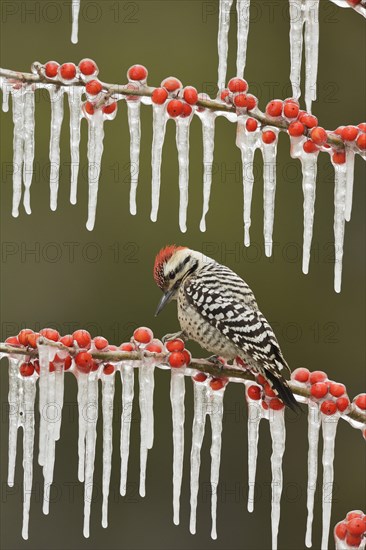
162,331 -> 187,344
206,355 -> 226,369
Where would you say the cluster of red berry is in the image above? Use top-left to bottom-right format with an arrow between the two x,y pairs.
151,76 -> 198,119
334,510 -> 366,548
245,375 -> 285,411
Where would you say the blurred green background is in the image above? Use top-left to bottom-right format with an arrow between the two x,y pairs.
1,1 -> 365,549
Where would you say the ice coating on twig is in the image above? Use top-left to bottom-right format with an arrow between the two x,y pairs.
71,0 -> 80,44
86,110 -> 105,231
197,110 -> 216,232
332,161 -> 347,292
321,413 -> 339,550
175,115 -> 193,232
170,369 -> 186,525
217,0 -> 234,90
83,372 -> 99,538
48,85 -> 65,211
101,370 -> 115,528
305,401 -> 321,548
269,408 -> 286,550
127,100 -> 141,215
66,87 -> 84,205
208,385 -> 225,540
190,380 -> 208,534
236,0 -> 251,78
150,103 -> 168,222
261,127 -> 279,257
120,363 -> 134,496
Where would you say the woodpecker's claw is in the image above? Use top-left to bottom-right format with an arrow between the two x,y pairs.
206,355 -> 226,369
162,331 -> 187,344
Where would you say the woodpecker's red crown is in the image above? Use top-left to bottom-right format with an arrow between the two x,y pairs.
153,245 -> 187,289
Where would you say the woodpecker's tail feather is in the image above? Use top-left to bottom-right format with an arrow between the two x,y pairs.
264,369 -> 300,411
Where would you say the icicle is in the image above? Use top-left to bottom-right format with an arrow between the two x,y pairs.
1,78 -> 11,112
175,115 -> 193,233
7,356 -> 24,487
150,103 -> 168,222
236,0 -> 251,78
71,0 -> 80,44
236,117 -> 261,246
321,413 -> 339,550
101,370 -> 116,528
21,375 -> 37,540
344,146 -> 355,222
269,408 -> 286,550
305,401 -> 321,548
48,86 -> 65,211
66,87 -> 84,205
37,344 -> 53,468
261,128 -> 279,257
217,0 -> 234,90
304,0 -> 320,112
127,100 -> 141,215
289,0 -> 305,100
208,385 -> 225,540
246,391 -> 262,513
76,373 -> 88,482
138,360 -> 155,497
190,380 -> 208,535
86,110 -> 105,231
197,110 -> 216,232
11,86 -> 25,218
170,369 -> 185,525
120,363 -> 135,496
333,161 -> 347,292
23,87 -> 35,215
300,154 -> 318,274
83,372 -> 99,538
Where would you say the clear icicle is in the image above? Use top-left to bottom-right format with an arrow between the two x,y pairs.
37,344 -> 53,468
236,0 -> 251,78
83,373 -> 99,539
67,87 -> 84,205
208,385 -> 225,540
304,0 -> 320,112
22,87 -> 35,215
138,361 -> 155,497
127,100 -> 141,216
305,401 -> 321,548
150,103 -> 168,222
86,110 -> 105,231
175,115 -> 193,233
217,0 -> 234,90
246,392 -> 262,513
170,369 -> 186,525
101,371 -> 116,528
11,86 -> 25,218
197,110 -> 216,232
289,0 -> 305,100
7,356 -> 23,487
190,380 -> 208,535
344,147 -> 355,222
76,373 -> 88,482
71,0 -> 80,44
321,414 -> 339,550
261,128 -> 279,257
48,86 -> 65,211
120,363 -> 135,496
42,367 -> 56,515
300,154 -> 318,274
269,408 -> 286,550
21,376 -> 37,540
333,162 -> 347,293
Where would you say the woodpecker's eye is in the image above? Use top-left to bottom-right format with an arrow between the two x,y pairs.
169,271 -> 175,280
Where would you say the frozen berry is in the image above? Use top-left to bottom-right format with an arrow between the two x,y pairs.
341,126 -> 359,141
120,342 -> 135,352
358,123 -> 366,132
93,336 -> 109,350
347,517 -> 366,536
299,113 -> 318,128
79,59 -> 98,76
152,87 -> 168,104
262,130 -> 276,144
85,79 -> 103,95
193,372 -> 207,382
246,118 -> 258,132
257,374 -> 267,386
336,397 -> 349,412
234,94 -> 248,108
19,362 -> 35,377
64,355 -> 72,370
228,77 -> 248,93
334,126 -> 344,136
145,340 -> 163,353
329,382 -> 345,397
5,336 -> 20,346
346,533 -> 362,547
128,64 -> 148,81
269,398 -> 285,410
355,394 -> 366,410
320,400 -> 337,415
210,377 -> 227,391
246,94 -> 257,110
75,351 -> 93,373
33,359 -> 40,375
103,363 -> 115,375
262,400 -> 269,410
288,121 -> 305,137
310,382 -> 328,399
167,99 -> 184,117
133,327 -> 153,344
247,385 -> 261,400
332,151 -> 346,164
266,100 -> 283,117
40,328 -> 60,342
220,89 -> 230,102
183,86 -> 198,105
59,63 -> 76,80
264,383 -> 276,397
27,332 -> 40,348
182,349 -> 191,365
347,511 -> 363,521
83,101 -> 95,116
45,61 -> 59,78
292,367 -> 310,383
72,329 -> 91,349
169,351 -> 187,368
102,102 -> 117,115
161,77 -> 182,92
60,334 -> 74,347
283,100 -> 299,119
334,522 -> 347,540
303,140 -> 319,154
18,329 -> 34,346
181,103 -> 192,117
310,127 -> 328,146
356,133 -> 366,150
310,371 -> 327,384
166,339 -> 185,352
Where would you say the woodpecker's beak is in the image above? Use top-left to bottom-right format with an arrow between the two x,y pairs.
155,288 -> 175,316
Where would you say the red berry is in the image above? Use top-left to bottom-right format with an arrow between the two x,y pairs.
108,345 -> 118,351
341,125 -> 359,141
293,368 -> 310,383
303,140 -> 319,154
167,99 -> 184,117
182,349 -> 191,365
266,100 -> 283,117
183,86 -> 198,105
152,87 -> 168,104
161,77 -> 182,92
75,351 -> 94,373
257,374 -> 266,386
210,377 -> 227,391
310,382 -> 328,399
18,329 -> 34,346
64,355 -> 72,370
309,371 -> 327,384
33,359 -> 40,375
128,64 -> 148,81
220,89 -> 230,102
332,151 -> 346,164
59,63 -> 76,80
91,360 -> 99,371
234,93 -> 248,108
85,79 -> 103,95
246,118 -> 258,132
19,362 -> 35,377
347,512 -> 363,521
299,113 -> 318,128
310,126 -> 328,146
245,94 -> 257,110
103,363 -> 115,375
133,327 -> 153,344
320,400 -> 337,415
84,101 -> 95,116
45,61 -> 59,78
264,383 -> 276,397
283,101 -> 299,119
355,394 -> 366,410
166,339 -> 185,352
347,0 -> 361,6
72,329 -> 91,349
334,522 -> 347,540
145,340 -> 163,353
40,328 -> 60,342
169,351 -> 187,368
288,121 -> 305,137
358,123 -> 366,132
181,103 -> 192,117
60,334 -> 74,347
334,126 -> 344,136
120,342 -> 135,352
79,59 -> 97,76
193,372 -> 207,383
346,533 -> 362,547
27,332 -> 40,348
329,382 -> 345,397
93,336 -> 109,350
269,398 -> 285,410
5,336 -> 20,346
347,518 -> 366,536
102,102 -> 117,115
247,385 -> 261,400
262,130 -> 276,144
228,77 -> 248,93
262,400 -> 269,410
356,133 -> 366,150
336,396 -> 349,412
